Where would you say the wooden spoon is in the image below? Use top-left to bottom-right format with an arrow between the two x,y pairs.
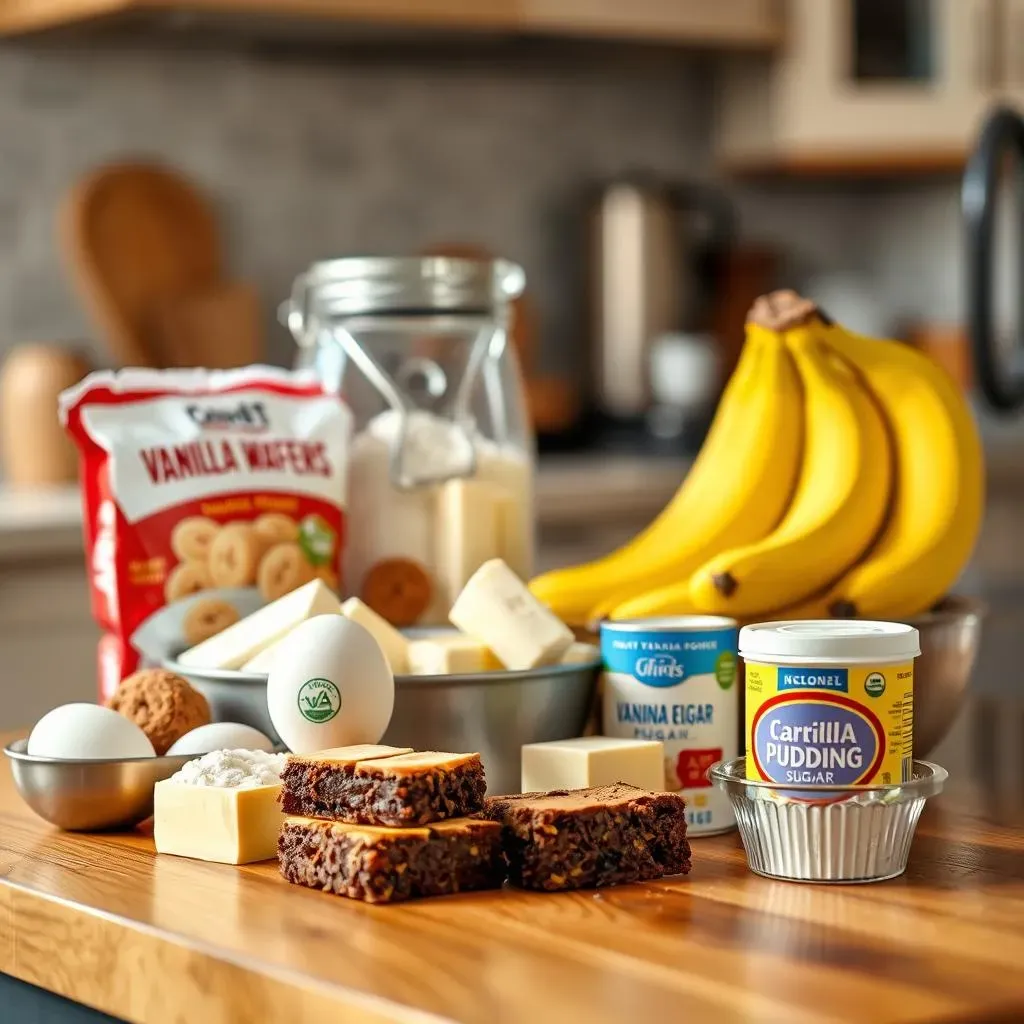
61,161 -> 223,368
151,281 -> 264,370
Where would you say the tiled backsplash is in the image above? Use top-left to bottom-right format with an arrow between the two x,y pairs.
0,37 -> 965,377
0,39 -> 714,373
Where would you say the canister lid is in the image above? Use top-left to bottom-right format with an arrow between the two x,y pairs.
738,620 -> 920,662
298,256 -> 525,318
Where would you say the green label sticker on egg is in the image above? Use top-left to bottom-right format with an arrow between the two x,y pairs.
297,677 -> 341,723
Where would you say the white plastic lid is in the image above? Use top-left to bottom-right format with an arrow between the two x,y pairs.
738,619 -> 920,662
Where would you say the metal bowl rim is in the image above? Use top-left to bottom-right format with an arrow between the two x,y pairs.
908,594 -> 987,624
708,756 -> 948,795
4,737 -> 196,768
162,653 -> 601,689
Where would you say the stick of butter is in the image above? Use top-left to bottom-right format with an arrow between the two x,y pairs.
243,597 -> 405,676
340,597 -> 410,674
434,479 -> 506,608
241,642 -> 282,675
178,579 -> 341,670
154,779 -> 283,865
561,641 -> 599,665
449,558 -> 573,671
520,737 -> 665,793
406,635 -> 494,675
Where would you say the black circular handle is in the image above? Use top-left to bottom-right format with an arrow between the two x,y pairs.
964,105 -> 1024,413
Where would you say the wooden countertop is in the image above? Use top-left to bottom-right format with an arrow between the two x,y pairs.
3,699 -> 1024,1024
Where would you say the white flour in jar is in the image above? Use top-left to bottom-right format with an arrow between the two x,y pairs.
345,409 -> 533,624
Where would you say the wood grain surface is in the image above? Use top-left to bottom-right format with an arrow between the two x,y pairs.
2,707 -> 1024,1024
0,0 -> 783,45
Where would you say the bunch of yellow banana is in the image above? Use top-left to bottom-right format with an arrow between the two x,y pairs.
528,290 -> 985,627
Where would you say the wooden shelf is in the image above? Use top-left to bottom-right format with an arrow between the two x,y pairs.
722,148 -> 969,179
0,0 -> 784,43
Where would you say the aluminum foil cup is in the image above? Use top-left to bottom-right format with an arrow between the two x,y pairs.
708,757 -> 947,883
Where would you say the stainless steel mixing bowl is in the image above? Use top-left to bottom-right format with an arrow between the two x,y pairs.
4,739 -> 195,831
910,595 -> 984,756
165,653 -> 601,796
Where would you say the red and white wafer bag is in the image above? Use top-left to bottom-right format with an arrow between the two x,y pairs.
60,367 -> 352,702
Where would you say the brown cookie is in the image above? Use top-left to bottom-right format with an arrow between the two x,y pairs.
361,558 -> 432,626
208,523 -> 260,588
253,513 -> 299,546
183,597 -> 240,646
165,561 -> 212,603
170,516 -> 220,562
106,668 -> 210,755
257,542 -> 316,601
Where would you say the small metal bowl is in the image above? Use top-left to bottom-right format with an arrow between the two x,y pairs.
709,757 -> 948,884
4,739 -> 196,832
164,640 -> 601,796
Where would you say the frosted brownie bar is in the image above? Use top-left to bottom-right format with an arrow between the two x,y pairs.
482,783 -> 690,891
280,747 -> 487,826
279,816 -> 504,903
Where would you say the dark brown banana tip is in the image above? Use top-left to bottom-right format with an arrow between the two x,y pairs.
712,572 -> 738,598
828,599 -> 857,618
747,290 -> 820,332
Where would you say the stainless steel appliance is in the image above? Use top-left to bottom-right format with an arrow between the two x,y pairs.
965,105 -> 1024,412
589,175 -> 734,423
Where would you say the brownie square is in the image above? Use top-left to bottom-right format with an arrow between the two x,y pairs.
482,783 -> 691,891
279,816 -> 504,903
280,748 -> 487,826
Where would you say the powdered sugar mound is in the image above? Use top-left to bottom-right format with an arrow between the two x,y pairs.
171,748 -> 287,788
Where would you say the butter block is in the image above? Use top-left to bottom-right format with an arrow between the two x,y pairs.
449,558 -> 573,671
178,579 -> 341,670
434,479 -> 506,606
241,642 -> 279,674
154,779 -> 284,864
561,641 -> 599,665
520,737 -> 665,793
340,597 -> 409,674
407,635 -> 492,675
495,490 -> 533,582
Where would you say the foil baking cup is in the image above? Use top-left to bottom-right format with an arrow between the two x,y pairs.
708,758 -> 947,883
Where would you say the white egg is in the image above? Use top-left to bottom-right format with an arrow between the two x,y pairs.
166,722 -> 274,756
27,703 -> 155,760
266,614 -> 394,754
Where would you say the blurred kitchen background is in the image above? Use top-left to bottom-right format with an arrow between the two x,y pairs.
1,0 -> 1023,741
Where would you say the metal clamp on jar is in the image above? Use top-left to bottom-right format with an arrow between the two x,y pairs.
283,256 -> 535,627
